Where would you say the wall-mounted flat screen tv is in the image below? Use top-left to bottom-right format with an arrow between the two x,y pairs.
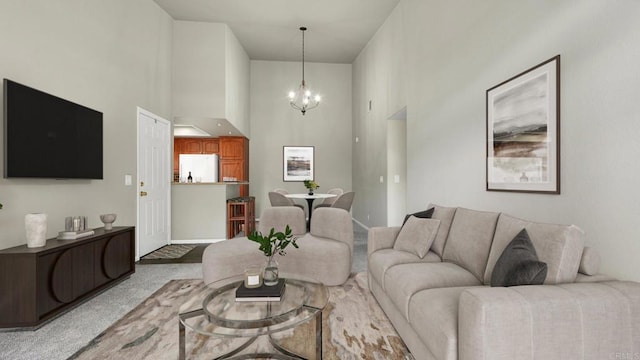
3,79 -> 103,179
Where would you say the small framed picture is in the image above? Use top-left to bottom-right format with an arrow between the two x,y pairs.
486,55 -> 560,194
283,146 -> 314,182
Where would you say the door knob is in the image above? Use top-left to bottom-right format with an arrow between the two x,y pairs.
140,191 -> 148,197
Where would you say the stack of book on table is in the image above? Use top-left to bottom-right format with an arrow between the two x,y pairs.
235,279 -> 286,302
57,229 -> 95,240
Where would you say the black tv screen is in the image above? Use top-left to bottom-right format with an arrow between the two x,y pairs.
3,79 -> 103,179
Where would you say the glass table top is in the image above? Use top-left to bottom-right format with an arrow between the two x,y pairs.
179,274 -> 328,338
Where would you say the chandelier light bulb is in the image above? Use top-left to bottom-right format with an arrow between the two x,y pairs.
288,91 -> 296,99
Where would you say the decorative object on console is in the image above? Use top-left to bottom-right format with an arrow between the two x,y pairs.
486,55 -> 560,194
100,213 -> 117,230
247,225 -> 298,286
283,146 -> 314,181
288,26 -> 321,115
25,213 -> 47,248
303,179 -> 319,195
490,228 -> 548,287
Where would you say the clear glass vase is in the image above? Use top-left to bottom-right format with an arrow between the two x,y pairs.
263,258 -> 279,286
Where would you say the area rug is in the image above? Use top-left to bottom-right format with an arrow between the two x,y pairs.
141,244 -> 197,260
69,272 -> 413,360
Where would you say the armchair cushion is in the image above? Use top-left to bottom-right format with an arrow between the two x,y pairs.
393,216 -> 440,258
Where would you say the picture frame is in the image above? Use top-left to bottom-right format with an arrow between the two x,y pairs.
486,55 -> 560,194
283,146 -> 314,182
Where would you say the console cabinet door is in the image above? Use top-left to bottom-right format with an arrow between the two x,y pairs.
102,232 -> 133,280
50,242 -> 95,304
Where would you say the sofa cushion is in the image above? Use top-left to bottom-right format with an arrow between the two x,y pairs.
402,207 -> 434,226
368,249 -> 441,290
578,246 -> 600,275
483,213 -> 585,285
394,217 -> 440,258
442,208 -> 500,282
409,287 -> 476,360
491,229 -> 547,287
427,204 -> 458,258
384,262 -> 481,319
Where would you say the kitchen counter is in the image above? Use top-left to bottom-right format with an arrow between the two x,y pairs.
171,182 -> 247,242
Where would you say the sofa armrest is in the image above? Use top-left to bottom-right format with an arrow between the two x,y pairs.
458,281 -> 640,360
310,207 -> 354,255
367,226 -> 401,257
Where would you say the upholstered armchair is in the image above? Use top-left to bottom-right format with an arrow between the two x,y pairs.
202,206 -> 353,286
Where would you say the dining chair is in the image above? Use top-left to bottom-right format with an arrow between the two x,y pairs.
317,191 -> 355,212
314,188 -> 344,209
268,191 -> 304,209
273,188 -> 289,195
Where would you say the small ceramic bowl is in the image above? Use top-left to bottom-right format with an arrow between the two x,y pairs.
100,213 -> 117,230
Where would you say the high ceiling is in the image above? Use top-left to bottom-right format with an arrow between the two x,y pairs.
153,0 -> 400,64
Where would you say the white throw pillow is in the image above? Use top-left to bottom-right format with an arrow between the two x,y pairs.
393,216 -> 441,258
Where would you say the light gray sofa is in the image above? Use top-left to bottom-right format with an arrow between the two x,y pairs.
368,204 -> 640,360
203,206 -> 353,286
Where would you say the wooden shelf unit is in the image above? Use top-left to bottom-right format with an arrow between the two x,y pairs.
227,197 -> 256,239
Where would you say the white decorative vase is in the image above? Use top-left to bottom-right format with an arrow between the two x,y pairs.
25,213 -> 47,248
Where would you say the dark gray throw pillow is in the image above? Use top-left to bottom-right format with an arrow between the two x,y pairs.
402,207 -> 435,226
491,229 -> 548,287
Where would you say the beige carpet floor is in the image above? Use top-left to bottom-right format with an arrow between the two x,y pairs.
69,272 -> 413,360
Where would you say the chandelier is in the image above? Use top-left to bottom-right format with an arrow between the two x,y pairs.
288,26 -> 320,115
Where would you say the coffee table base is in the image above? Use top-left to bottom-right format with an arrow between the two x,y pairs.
178,308 -> 322,360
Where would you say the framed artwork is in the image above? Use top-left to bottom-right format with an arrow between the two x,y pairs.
283,146 -> 314,181
486,55 -> 560,194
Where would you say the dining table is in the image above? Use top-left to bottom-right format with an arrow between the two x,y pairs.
284,193 -> 337,229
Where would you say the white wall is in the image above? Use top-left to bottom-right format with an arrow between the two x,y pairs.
354,0 -> 640,281
225,26 -> 251,137
0,0 -> 173,249
172,21 -> 226,120
250,60 -> 353,217
352,4 -> 407,227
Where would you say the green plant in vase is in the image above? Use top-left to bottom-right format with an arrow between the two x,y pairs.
247,225 -> 298,286
303,179 -> 319,195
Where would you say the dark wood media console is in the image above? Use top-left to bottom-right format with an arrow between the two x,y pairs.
0,226 -> 135,329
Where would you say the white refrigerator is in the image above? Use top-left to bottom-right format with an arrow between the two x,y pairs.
179,154 -> 219,182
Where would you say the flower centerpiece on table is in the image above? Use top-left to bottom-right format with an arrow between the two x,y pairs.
303,180 -> 320,195
247,225 -> 298,286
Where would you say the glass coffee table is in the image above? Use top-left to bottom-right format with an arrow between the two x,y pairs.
178,274 -> 328,360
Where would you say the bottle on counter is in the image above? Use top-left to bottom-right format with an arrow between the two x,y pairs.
187,171 -> 193,183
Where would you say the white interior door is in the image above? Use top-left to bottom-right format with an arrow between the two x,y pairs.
137,107 -> 171,258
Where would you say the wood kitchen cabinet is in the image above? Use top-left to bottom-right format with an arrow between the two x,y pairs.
0,227 -> 135,329
219,136 -> 249,195
174,138 -> 220,179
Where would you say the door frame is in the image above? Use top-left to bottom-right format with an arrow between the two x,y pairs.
136,106 -> 172,260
